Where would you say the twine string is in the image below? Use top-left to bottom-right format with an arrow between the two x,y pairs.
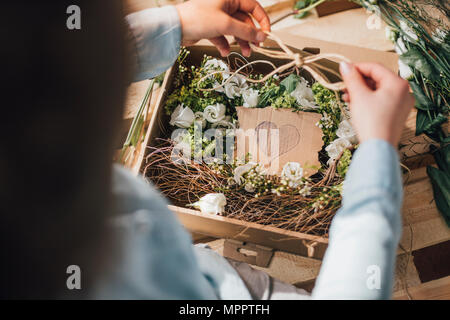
197,31 -> 351,92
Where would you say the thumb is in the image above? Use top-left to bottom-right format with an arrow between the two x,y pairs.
340,62 -> 370,98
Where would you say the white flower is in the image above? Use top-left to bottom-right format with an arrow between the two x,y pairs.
316,112 -> 333,129
211,116 -> 235,129
169,104 -> 195,128
432,28 -> 447,44
224,74 -> 248,99
204,58 -> 229,74
385,26 -> 398,43
281,162 -> 304,188
244,183 -> 255,193
394,37 -> 408,55
234,162 -> 257,185
194,111 -> 206,128
242,88 -> 259,108
336,120 -> 358,144
204,103 -> 226,123
399,20 -> 418,42
171,129 -> 190,144
191,193 -> 226,215
325,138 -> 352,165
290,78 -> 317,109
204,58 -> 230,91
398,59 -> 414,80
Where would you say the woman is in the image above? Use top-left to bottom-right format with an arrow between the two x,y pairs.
0,0 -> 413,299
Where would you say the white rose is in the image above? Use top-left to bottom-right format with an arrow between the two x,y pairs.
211,116 -> 235,129
432,28 -> 447,44
242,88 -> 259,108
398,59 -> 414,80
395,37 -> 408,55
234,162 -> 257,185
204,58 -> 230,92
385,26 -> 398,43
169,104 -> 195,128
224,74 -> 248,99
325,137 -> 351,165
290,78 -> 317,109
336,120 -> 358,144
281,162 -> 304,188
194,111 -> 207,128
204,103 -> 226,123
204,58 -> 229,74
171,129 -> 190,144
191,193 -> 226,215
399,20 -> 418,42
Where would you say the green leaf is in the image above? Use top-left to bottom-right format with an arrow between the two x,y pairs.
400,48 -> 436,80
427,166 -> 450,227
280,74 -> 300,94
257,86 -> 278,108
130,116 -> 144,147
416,110 -> 447,142
430,144 -> 450,174
294,0 -> 310,9
415,109 -> 430,135
409,81 -> 435,110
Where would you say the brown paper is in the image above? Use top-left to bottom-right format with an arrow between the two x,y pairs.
236,107 -> 323,176
267,31 -> 399,73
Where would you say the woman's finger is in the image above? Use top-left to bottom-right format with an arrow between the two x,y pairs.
218,13 -> 266,44
232,11 -> 256,56
209,36 -> 230,57
237,0 -> 271,31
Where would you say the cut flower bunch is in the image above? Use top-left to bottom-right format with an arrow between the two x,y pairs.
356,0 -> 450,225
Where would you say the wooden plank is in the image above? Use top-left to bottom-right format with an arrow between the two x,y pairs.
276,8 -> 395,52
173,205 -> 328,259
400,167 -> 450,252
393,276 -> 450,300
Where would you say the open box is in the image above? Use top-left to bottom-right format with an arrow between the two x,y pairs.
128,37 -> 402,263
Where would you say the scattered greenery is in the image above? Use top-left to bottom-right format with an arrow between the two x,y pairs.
355,0 -> 449,224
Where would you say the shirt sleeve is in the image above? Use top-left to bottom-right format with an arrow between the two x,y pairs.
125,6 -> 181,82
312,139 -> 403,300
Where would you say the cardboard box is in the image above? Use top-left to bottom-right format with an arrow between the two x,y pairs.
128,37 -> 408,261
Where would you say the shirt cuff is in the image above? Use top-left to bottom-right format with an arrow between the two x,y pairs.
342,139 -> 403,219
126,6 -> 181,81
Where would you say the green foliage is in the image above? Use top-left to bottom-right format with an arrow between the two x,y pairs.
280,74 -> 300,93
293,0 -> 325,19
400,47 -> 437,81
356,0 -> 450,227
427,165 -> 450,227
337,149 -> 352,178
312,82 -> 341,145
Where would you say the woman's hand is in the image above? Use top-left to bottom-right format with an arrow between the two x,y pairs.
340,62 -> 415,147
176,0 -> 271,57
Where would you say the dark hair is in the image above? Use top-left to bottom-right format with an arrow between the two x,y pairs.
0,1 -> 127,298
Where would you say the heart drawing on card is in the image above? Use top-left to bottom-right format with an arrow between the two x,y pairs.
255,121 -> 300,162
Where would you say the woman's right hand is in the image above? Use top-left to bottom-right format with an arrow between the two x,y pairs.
339,62 -> 415,147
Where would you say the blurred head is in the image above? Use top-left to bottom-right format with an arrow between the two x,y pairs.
0,1 -> 127,298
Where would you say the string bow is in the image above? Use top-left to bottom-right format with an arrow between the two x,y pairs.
198,31 -> 351,92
